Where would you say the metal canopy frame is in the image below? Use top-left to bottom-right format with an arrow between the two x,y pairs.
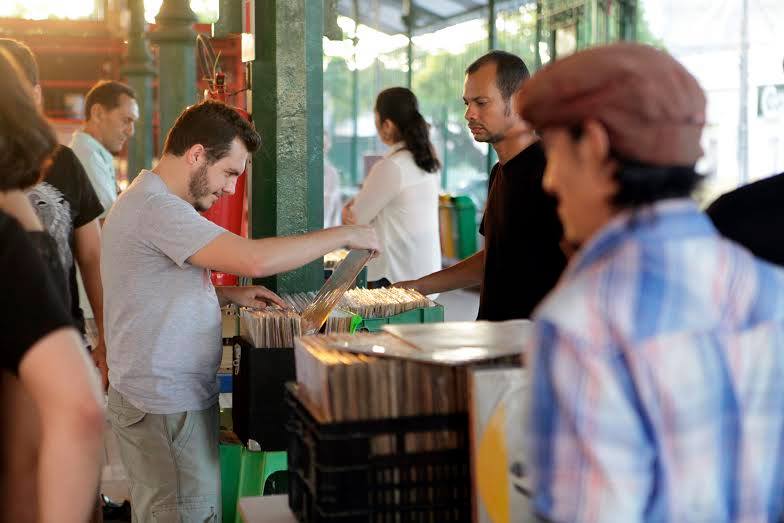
333,0 -> 638,184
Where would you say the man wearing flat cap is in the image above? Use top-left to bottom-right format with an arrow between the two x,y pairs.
520,43 -> 784,522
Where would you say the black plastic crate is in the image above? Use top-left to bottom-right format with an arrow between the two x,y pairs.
285,384 -> 471,523
232,337 -> 296,450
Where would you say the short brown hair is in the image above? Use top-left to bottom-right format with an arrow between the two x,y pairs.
84,80 -> 136,121
162,100 -> 261,162
0,49 -> 57,191
0,38 -> 38,85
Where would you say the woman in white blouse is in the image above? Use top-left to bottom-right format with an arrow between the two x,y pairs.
342,87 -> 442,287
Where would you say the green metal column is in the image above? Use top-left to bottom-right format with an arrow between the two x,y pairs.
440,106 -> 448,190
619,0 -> 637,41
122,0 -> 155,181
405,7 -> 413,89
534,0 -> 543,69
250,0 -> 324,293
350,0 -> 359,186
580,0 -> 595,49
486,0 -> 497,175
213,0 -> 243,37
351,64 -> 359,185
488,0 -> 497,50
150,0 -> 197,149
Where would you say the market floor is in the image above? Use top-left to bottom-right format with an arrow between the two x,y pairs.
99,288 -> 481,502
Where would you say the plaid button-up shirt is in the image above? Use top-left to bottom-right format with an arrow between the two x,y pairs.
527,199 -> 784,523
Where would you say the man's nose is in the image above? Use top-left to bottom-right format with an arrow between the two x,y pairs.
224,177 -> 238,195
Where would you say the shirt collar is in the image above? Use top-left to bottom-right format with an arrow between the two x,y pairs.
384,141 -> 406,158
73,130 -> 113,163
565,198 -> 711,278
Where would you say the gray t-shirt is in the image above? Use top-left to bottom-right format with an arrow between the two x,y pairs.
102,170 -> 225,414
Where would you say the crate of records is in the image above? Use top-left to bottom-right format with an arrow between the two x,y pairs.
287,321 -> 531,522
233,249 -> 444,449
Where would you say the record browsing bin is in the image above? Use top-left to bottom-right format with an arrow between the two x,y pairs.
354,302 -> 444,332
232,337 -> 296,450
285,384 -> 472,523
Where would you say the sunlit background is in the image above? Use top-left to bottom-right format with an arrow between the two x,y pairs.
0,0 -> 218,23
1,0 -> 783,210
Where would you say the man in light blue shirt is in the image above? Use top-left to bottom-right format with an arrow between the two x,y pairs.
71,80 -> 139,333
71,80 -> 139,220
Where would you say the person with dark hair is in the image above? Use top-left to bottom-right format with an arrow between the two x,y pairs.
0,37 -> 124,521
519,43 -> 784,521
341,87 -> 442,285
101,99 -> 380,520
706,172 -> 784,266
0,38 -> 109,388
70,78 -> 137,391
0,47 -> 105,523
71,79 -> 138,218
396,50 -> 566,320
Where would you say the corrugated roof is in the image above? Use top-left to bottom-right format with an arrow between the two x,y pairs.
335,0 -> 502,35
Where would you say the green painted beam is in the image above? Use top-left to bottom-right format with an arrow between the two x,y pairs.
406,31 -> 413,89
350,0 -> 360,186
213,0 -> 242,37
486,0 -> 496,178
534,0 -> 543,69
405,5 -> 414,89
149,0 -> 197,150
250,0 -> 324,294
350,55 -> 359,186
121,0 -> 155,181
487,0 -> 497,50
619,0 -> 638,41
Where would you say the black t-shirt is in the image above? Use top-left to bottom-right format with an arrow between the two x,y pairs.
29,145 -> 104,332
0,211 -> 73,373
478,141 -> 567,321
27,230 -> 69,302
706,172 -> 784,267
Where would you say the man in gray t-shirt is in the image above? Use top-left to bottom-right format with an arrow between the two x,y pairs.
102,100 -> 380,520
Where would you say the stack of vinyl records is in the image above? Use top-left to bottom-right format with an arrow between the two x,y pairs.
239,298 -> 355,349
338,287 -> 434,318
240,287 -> 435,348
293,320 -> 531,423
240,308 -> 303,348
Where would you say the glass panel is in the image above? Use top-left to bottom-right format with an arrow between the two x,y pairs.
144,0 -> 219,24
0,0 -> 102,20
413,12 -> 490,210
640,0 -> 784,203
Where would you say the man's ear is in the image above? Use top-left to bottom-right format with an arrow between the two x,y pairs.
579,119 -> 612,164
184,144 -> 206,166
581,119 -> 619,196
89,103 -> 105,123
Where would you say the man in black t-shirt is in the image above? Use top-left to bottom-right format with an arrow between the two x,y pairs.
706,171 -> 784,267
396,51 -> 566,320
0,39 -> 107,386
27,146 -> 104,328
